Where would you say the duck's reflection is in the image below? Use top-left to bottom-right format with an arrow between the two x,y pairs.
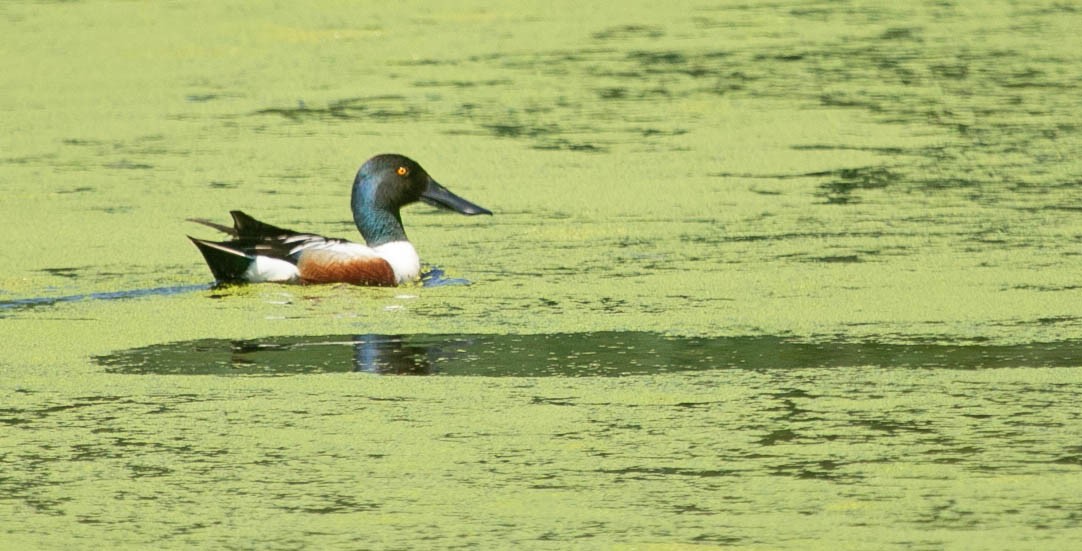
225,334 -> 467,375
351,334 -> 440,375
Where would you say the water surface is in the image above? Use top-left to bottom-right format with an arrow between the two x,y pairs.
3,0 -> 1082,548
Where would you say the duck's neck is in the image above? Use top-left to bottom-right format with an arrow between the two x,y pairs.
351,174 -> 408,247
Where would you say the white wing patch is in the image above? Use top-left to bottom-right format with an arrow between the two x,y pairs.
284,235 -> 370,256
243,256 -> 300,283
297,240 -> 380,258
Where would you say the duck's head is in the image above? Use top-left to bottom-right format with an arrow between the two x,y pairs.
351,154 -> 491,246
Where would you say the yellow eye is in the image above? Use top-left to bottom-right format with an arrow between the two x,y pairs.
396,166 -> 409,176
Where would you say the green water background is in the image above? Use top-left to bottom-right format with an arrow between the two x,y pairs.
3,0 -> 1082,548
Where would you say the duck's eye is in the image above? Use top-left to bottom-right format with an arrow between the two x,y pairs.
396,166 -> 409,176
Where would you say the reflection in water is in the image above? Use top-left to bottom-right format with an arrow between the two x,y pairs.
96,332 -> 1082,376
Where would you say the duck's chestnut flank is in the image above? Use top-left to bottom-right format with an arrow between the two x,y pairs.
297,251 -> 396,286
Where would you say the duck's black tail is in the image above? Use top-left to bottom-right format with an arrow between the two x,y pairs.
187,211 -> 300,239
188,237 -> 254,282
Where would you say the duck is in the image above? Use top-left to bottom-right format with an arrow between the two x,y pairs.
188,154 -> 491,286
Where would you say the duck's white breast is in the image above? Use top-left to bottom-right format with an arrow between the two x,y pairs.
374,241 -> 420,284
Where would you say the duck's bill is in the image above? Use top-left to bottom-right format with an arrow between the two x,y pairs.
421,179 -> 492,215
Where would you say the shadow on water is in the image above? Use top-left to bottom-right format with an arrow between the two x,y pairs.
95,332 -> 1082,377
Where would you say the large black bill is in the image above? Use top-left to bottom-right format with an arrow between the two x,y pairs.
420,179 -> 492,215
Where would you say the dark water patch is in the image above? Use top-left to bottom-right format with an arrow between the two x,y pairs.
879,27 -> 922,41
413,78 -> 512,88
628,50 -> 688,66
186,94 -> 221,103
532,140 -> 606,153
275,495 -> 379,514
3,153 -> 59,165
808,255 -> 862,263
1034,316 -> 1080,325
61,138 -> 105,146
771,459 -> 849,482
104,160 -> 153,170
90,205 -> 133,214
1030,204 -> 1082,212
816,166 -> 901,204
592,25 -> 664,41
710,171 -> 818,180
38,267 -> 84,279
712,166 -> 902,199
0,284 -> 208,314
446,120 -> 608,152
392,58 -> 451,66
599,466 -> 739,480
637,127 -> 688,137
480,122 -> 557,139
1051,446 -> 1082,466
790,143 -> 910,155
688,229 -> 902,245
95,332 -> 1082,377
758,429 -> 799,446
627,49 -> 722,79
852,418 -> 935,435
597,87 -> 628,100
55,186 -> 95,194
1009,285 -> 1082,293
929,61 -> 969,81
253,96 -> 419,122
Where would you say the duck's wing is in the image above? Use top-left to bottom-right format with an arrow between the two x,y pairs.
188,211 -> 342,283
228,211 -> 302,239
189,211 -> 357,261
187,210 -> 301,239
188,212 -> 395,285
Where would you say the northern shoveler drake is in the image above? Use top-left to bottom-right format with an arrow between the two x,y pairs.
188,154 -> 491,286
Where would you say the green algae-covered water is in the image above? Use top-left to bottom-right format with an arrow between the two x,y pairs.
3,1 -> 1082,548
